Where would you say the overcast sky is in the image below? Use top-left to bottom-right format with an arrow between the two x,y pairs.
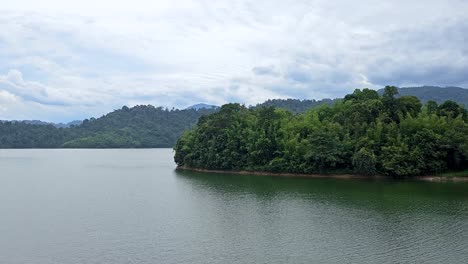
1,0 -> 467,122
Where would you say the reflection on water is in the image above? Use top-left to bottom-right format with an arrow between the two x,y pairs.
176,170 -> 468,213
175,170 -> 468,263
0,149 -> 467,264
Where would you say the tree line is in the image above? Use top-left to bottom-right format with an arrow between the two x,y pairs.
0,105 -> 216,148
174,87 -> 468,177
254,98 -> 336,113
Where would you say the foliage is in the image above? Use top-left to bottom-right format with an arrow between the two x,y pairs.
254,98 -> 337,113
0,122 -> 68,148
175,87 -> 468,177
0,105 -> 216,148
352,148 -> 377,176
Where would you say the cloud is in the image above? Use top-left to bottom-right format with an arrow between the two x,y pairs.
0,69 -> 94,106
0,88 -> 90,121
0,90 -> 19,113
252,66 -> 279,77
286,70 -> 313,83
0,0 -> 467,121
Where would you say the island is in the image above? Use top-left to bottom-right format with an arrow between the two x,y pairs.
174,86 -> 468,178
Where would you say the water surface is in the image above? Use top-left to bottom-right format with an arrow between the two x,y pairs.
1,149 -> 467,263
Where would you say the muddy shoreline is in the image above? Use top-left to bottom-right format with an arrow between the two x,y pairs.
176,166 -> 468,182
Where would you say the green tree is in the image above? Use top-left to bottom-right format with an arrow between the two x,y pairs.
352,148 -> 377,176
382,86 -> 400,122
426,100 -> 438,115
381,143 -> 424,177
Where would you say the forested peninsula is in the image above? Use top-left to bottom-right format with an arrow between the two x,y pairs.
174,87 -> 468,177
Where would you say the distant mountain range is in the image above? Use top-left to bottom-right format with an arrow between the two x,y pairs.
0,86 -> 467,148
185,103 -> 219,110
1,120 -> 83,128
256,86 -> 468,113
378,86 -> 468,106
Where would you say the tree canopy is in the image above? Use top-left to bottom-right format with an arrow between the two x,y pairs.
174,86 -> 468,177
254,98 -> 336,113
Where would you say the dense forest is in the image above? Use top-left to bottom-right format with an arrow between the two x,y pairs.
0,106 -> 216,148
254,98 -> 337,113
174,86 -> 468,177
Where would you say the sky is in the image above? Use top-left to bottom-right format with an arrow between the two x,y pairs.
0,0 -> 467,122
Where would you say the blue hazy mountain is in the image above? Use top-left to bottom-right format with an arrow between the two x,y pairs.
378,86 -> 468,106
185,103 -> 219,110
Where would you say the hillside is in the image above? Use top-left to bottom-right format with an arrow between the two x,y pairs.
62,105 -> 216,148
0,105 -> 216,148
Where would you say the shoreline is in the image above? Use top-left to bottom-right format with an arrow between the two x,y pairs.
176,166 -> 468,182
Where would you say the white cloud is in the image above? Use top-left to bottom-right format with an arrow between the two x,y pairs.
0,89 -> 18,112
0,0 -> 467,121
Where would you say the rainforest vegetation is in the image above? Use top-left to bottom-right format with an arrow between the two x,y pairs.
174,86 -> 468,177
0,106 -> 216,148
254,98 -> 337,113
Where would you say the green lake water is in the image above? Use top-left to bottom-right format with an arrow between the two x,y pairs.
0,149 -> 467,263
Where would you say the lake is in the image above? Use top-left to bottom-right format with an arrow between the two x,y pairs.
1,149 -> 468,263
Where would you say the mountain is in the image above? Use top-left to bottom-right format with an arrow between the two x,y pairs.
0,105 -> 217,148
185,103 -> 219,110
378,86 -> 468,106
